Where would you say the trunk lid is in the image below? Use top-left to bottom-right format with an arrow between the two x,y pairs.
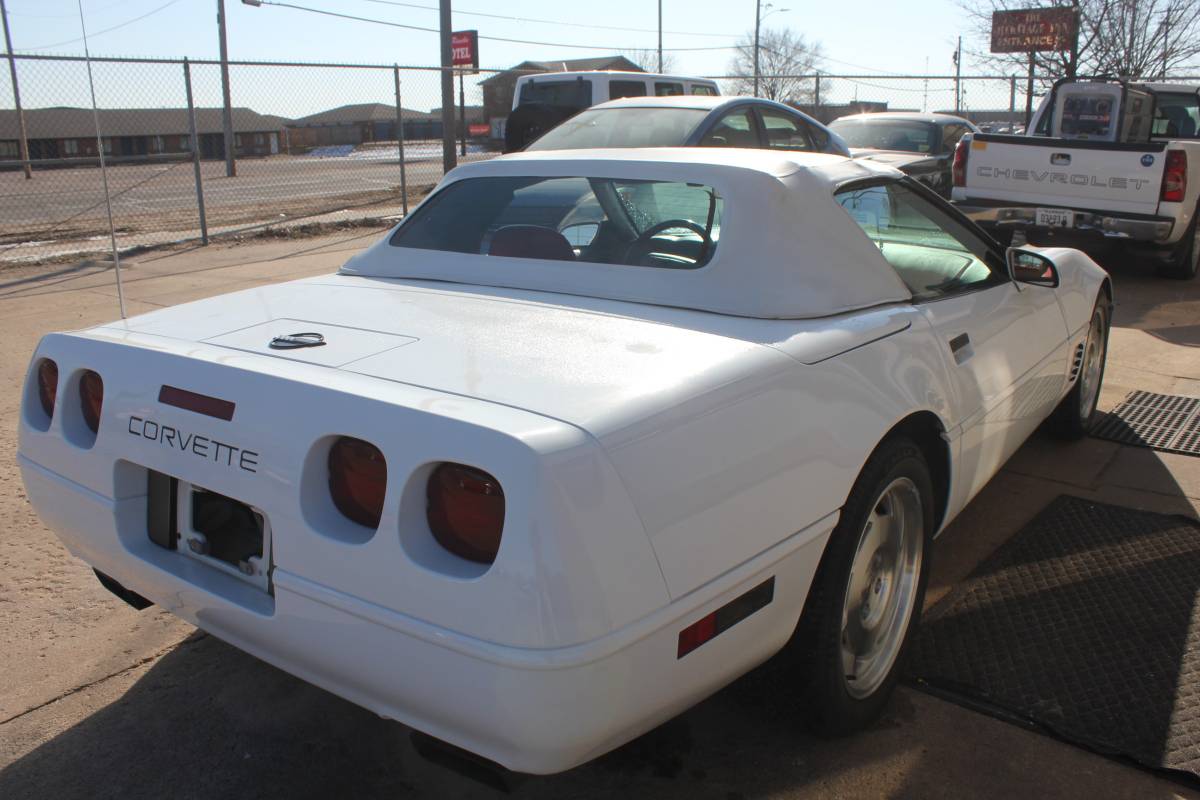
100,274 -> 790,438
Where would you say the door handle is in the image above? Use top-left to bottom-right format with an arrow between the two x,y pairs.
949,333 -> 973,364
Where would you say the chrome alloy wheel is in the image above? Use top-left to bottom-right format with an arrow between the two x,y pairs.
1078,307 -> 1107,420
840,477 -> 924,700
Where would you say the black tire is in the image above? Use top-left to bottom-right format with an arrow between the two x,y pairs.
1156,210 -> 1200,280
796,437 -> 935,736
1046,296 -> 1111,440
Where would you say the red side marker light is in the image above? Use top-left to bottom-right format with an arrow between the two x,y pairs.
676,577 -> 775,659
677,612 -> 718,658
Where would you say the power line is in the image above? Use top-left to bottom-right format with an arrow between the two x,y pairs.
16,0 -> 185,51
353,0 -> 737,39
5,0 -> 131,19
258,1 -> 737,52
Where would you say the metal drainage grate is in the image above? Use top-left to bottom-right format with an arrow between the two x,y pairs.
1091,390 -> 1200,455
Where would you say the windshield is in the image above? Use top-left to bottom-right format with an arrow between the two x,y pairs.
390,176 -> 723,269
518,80 -> 593,108
829,119 -> 940,153
525,107 -> 709,150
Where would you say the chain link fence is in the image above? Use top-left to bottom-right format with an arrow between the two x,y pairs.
0,54 -> 502,264
3,54 -> 1199,264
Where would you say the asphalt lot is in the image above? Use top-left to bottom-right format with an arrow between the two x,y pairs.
1,235 -> 1199,799
0,147 -> 491,261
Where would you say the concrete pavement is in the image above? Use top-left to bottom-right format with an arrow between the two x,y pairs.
1,235 -> 1198,799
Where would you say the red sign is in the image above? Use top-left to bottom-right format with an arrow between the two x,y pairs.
468,123 -> 490,137
451,30 -> 479,73
991,8 -> 1077,53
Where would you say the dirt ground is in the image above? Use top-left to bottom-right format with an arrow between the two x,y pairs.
2,234 -> 1200,799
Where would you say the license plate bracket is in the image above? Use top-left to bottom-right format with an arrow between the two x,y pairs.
177,483 -> 272,592
1035,207 -> 1075,228
146,470 -> 272,593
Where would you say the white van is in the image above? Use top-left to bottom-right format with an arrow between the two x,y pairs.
511,71 -> 720,111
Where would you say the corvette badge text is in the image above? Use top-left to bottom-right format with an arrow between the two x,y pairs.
128,416 -> 259,473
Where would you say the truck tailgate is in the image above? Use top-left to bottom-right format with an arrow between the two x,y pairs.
963,134 -> 1167,216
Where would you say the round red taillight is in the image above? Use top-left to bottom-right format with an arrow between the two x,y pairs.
328,436 -> 387,528
79,370 -> 103,433
36,359 -> 58,419
426,463 -> 505,564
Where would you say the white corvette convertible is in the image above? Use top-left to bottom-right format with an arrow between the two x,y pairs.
18,148 -> 1109,774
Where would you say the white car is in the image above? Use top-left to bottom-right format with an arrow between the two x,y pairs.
18,148 -> 1110,775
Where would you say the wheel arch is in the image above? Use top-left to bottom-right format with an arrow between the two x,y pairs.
876,410 -> 951,532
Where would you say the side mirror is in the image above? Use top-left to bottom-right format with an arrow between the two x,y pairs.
1006,247 -> 1059,287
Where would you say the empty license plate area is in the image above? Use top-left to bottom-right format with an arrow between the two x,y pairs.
1035,207 -> 1075,228
146,469 -> 272,592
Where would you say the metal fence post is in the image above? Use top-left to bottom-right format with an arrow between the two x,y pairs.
1,0 -> 32,180
814,72 -> 821,112
184,58 -> 209,245
394,66 -> 408,216
1009,75 -> 1017,120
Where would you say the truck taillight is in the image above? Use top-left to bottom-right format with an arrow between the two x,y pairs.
79,370 -> 104,433
328,436 -> 387,528
1163,150 -> 1187,203
36,359 -> 58,419
426,463 -> 505,564
952,139 -> 968,188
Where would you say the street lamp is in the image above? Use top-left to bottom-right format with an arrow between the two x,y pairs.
753,1 -> 788,97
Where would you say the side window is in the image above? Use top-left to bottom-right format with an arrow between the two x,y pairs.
610,80 -> 648,100
1154,93 -> 1200,138
941,124 -> 968,152
835,182 -> 1006,300
655,82 -> 684,96
699,109 -> 758,147
758,109 -> 814,151
690,84 -> 718,96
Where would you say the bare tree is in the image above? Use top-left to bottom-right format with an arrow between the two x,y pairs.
619,48 -> 678,74
959,0 -> 1200,80
725,28 -> 824,103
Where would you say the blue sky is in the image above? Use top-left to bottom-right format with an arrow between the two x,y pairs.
5,0 -> 970,74
1,0 -> 983,115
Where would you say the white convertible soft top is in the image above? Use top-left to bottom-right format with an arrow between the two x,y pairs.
341,148 -> 913,319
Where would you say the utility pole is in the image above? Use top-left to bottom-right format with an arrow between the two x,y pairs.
953,36 -> 962,114
1,0 -> 31,180
458,71 -> 465,157
439,0 -> 455,173
217,0 -> 236,177
753,0 -> 762,97
657,0 -> 662,72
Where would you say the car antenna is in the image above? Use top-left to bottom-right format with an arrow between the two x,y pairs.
76,0 -> 127,319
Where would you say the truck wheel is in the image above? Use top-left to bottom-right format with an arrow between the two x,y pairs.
1156,211 -> 1200,280
1047,296 -> 1110,439
796,437 -> 933,736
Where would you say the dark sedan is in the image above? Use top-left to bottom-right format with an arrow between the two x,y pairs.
828,112 -> 978,198
523,96 -> 851,157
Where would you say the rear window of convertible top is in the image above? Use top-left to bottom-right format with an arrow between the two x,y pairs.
389,176 -> 723,269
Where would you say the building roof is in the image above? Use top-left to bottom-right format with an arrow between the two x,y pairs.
289,103 -> 433,127
0,107 -> 286,140
479,56 -> 642,86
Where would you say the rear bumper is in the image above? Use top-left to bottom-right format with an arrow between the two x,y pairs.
19,453 -> 833,774
957,202 -> 1175,243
